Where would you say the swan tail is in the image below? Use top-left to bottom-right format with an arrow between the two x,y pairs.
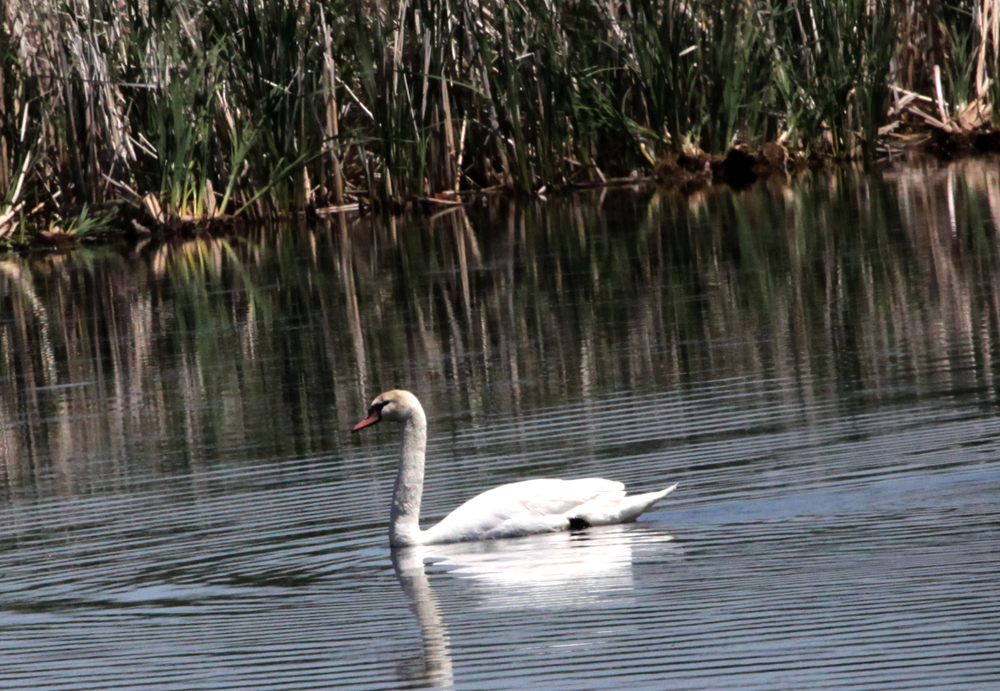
616,483 -> 678,522
574,483 -> 678,526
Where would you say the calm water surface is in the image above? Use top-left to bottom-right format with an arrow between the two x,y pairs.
1,162 -> 999,689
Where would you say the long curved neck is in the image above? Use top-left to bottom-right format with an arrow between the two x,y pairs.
389,409 -> 428,547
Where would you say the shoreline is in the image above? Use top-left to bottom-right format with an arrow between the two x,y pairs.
3,129 -> 997,256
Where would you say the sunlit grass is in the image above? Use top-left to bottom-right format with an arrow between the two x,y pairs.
1,0 -> 997,235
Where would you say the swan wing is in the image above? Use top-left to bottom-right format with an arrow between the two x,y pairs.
422,478 -> 623,544
574,483 -> 678,525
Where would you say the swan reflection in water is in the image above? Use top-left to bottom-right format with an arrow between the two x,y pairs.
391,524 -> 680,688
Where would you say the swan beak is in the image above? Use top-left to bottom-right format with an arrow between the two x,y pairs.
352,411 -> 381,432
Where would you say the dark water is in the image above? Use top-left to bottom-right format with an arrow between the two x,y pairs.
1,161 -> 999,689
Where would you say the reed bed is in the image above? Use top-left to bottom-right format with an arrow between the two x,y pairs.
1,0 -> 998,239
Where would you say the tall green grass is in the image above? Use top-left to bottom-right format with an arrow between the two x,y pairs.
769,0 -> 896,159
0,0 -> 996,235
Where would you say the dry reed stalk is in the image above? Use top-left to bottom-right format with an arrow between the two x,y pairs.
321,12 -> 344,206
0,65 -> 12,201
454,117 -> 467,192
440,72 -> 457,191
975,0 -> 994,96
934,64 -> 952,126
0,103 -> 34,239
420,27 -> 431,124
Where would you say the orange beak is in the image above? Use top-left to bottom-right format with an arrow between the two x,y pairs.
352,410 -> 381,432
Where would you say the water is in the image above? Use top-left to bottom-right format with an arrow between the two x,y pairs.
1,161 -> 999,689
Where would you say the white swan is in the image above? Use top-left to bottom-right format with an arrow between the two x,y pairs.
353,389 -> 677,547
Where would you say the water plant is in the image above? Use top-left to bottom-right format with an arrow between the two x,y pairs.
55,203 -> 117,238
0,0 -> 997,235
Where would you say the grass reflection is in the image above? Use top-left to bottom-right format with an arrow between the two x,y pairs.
3,161 -> 1000,496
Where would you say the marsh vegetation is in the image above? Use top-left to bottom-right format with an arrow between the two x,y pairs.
1,0 -> 999,241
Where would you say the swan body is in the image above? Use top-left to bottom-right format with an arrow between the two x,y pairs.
353,390 -> 677,547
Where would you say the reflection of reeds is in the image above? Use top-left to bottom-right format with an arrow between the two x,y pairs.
1,0 -> 997,231
4,163 -> 1000,493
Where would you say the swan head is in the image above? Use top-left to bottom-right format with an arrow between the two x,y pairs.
352,389 -> 424,431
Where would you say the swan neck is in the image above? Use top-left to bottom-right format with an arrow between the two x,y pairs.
390,411 -> 427,547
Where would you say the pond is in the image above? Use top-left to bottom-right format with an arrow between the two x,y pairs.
1,160 -> 998,690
